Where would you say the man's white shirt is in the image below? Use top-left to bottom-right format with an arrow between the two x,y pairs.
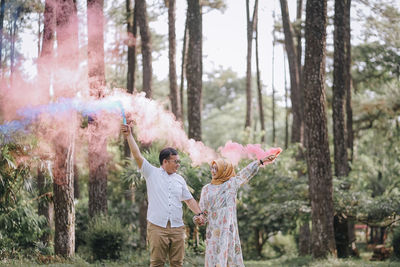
140,158 -> 193,228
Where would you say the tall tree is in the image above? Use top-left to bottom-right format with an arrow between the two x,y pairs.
254,1 -> 265,143
303,0 -> 336,258
53,0 -> 78,256
332,0 -> 352,258
0,0 -> 5,71
333,0 -> 350,179
186,0 -> 202,141
125,0 -> 137,158
87,0 -> 108,217
280,0 -> 303,144
38,0 -> 56,247
345,0 -> 353,162
179,17 -> 188,122
136,0 -> 152,98
168,0 -> 181,121
126,0 -> 136,94
244,0 -> 258,129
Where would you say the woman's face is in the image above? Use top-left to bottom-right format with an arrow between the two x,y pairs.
211,163 -> 218,177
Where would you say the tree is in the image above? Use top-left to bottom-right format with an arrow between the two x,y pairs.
345,0 -> 353,162
52,0 -> 79,257
168,0 -> 181,121
37,0 -> 56,247
254,1 -> 265,143
87,0 -> 108,217
0,0 -> 5,71
186,0 -> 202,141
303,0 -> 336,258
279,0 -> 303,144
332,0 -> 351,258
126,0 -> 136,95
136,0 -> 152,98
244,0 -> 258,129
125,0 -> 137,158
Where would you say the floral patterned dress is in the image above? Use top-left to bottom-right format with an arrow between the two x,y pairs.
199,161 -> 260,267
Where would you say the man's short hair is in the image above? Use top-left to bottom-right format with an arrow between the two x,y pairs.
159,147 -> 178,165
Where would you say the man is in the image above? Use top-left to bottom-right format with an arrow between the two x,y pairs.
121,124 -> 202,267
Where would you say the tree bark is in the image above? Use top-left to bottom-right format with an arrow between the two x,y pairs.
280,0 -> 303,144
126,0 -> 137,94
299,221 -> 311,256
87,0 -> 105,96
345,0 -> 353,163
244,0 -> 258,129
38,168 -> 54,246
180,17 -> 188,122
303,0 -> 336,258
53,0 -> 78,257
0,0 -> 5,70
87,0 -> 108,217
333,0 -> 350,179
186,0 -> 202,141
53,130 -> 75,257
254,1 -> 265,143
168,0 -> 181,121
125,0 -> 137,158
136,0 -> 152,98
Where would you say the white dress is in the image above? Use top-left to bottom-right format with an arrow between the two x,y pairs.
199,161 -> 259,267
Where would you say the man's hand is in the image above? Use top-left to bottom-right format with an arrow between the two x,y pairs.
121,124 -> 131,138
193,214 -> 207,226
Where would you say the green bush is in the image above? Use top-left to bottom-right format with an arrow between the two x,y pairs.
392,226 -> 400,259
86,214 -> 127,261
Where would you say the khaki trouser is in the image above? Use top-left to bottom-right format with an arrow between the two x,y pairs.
147,221 -> 186,267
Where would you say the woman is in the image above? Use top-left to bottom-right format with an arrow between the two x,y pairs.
194,154 -> 279,267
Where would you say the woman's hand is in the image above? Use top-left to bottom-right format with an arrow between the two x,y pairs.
193,213 -> 207,226
121,124 -> 131,138
260,154 -> 276,165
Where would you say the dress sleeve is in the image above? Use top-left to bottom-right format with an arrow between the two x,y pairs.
232,160 -> 260,189
199,185 -> 208,212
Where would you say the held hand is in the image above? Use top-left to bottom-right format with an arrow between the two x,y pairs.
261,154 -> 276,165
121,124 -> 132,138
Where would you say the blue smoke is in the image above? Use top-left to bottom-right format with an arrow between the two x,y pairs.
0,97 -> 126,144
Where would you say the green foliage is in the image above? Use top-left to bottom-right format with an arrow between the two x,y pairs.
86,215 -> 128,261
393,226 -> 400,259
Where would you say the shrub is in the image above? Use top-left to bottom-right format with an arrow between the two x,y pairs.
86,214 -> 127,261
392,226 -> 400,259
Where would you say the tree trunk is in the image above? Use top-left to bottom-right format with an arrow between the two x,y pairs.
39,0 -> 56,102
333,0 -> 350,179
38,168 -> 54,245
87,0 -> 108,217
186,0 -> 202,141
254,1 -> 265,143
303,0 -> 336,258
345,0 -> 353,163
87,0 -> 105,95
0,0 -> 5,70
296,0 -> 303,77
245,0 -> 258,129
180,17 -> 188,122
280,0 -> 303,144
168,0 -> 181,121
299,221 -> 311,256
139,199 -> 148,248
125,0 -> 137,158
271,24 -> 276,145
126,0 -> 137,94
53,130 -> 75,257
136,0 -> 152,98
53,0 -> 78,257
284,51 -> 289,149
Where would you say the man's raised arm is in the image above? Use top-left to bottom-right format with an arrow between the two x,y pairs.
121,124 -> 144,168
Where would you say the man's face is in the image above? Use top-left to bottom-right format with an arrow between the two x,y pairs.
163,155 -> 181,175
